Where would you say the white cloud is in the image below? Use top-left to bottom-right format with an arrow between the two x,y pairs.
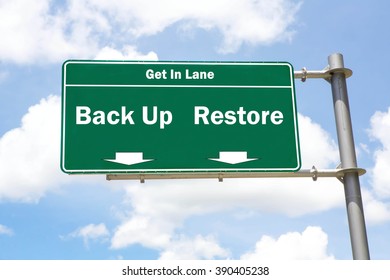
0,0 -> 301,63
73,223 -> 110,239
159,235 -> 230,260
111,215 -> 173,249
369,107 -> 390,198
89,0 -> 302,54
0,224 -> 13,236
0,0 -> 95,64
362,188 -> 390,225
0,95 -> 71,202
359,143 -> 370,155
111,178 -> 343,251
0,94 -> 114,202
241,226 -> 334,260
64,223 -> 110,248
94,46 -> 158,60
298,114 -> 339,168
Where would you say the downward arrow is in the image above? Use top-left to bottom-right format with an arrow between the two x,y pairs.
104,152 -> 153,166
209,151 -> 257,165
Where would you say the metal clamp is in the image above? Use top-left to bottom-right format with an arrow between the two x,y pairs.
301,67 -> 307,82
310,166 -> 318,181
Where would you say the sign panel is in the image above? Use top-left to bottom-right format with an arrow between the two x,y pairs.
61,61 -> 301,174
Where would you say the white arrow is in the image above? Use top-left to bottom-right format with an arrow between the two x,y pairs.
104,152 -> 154,166
209,151 -> 258,165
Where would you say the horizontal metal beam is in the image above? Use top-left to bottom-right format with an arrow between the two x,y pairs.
106,167 -> 366,183
294,66 -> 352,82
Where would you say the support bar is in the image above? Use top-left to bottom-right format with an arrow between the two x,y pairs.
106,167 -> 365,182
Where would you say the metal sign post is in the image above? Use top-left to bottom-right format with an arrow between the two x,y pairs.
295,53 -> 370,260
328,53 -> 370,260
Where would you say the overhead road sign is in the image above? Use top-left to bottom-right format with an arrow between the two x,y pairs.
61,61 -> 301,174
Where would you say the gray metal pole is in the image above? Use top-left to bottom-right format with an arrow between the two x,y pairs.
328,53 -> 370,259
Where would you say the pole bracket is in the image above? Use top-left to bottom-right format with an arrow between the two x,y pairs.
335,167 -> 366,184
294,65 -> 352,82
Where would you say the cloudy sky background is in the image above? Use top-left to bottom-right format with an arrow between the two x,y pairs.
0,0 -> 390,259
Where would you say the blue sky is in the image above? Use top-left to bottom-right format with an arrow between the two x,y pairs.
0,0 -> 390,260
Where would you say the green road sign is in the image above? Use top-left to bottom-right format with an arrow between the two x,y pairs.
61,61 -> 301,174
